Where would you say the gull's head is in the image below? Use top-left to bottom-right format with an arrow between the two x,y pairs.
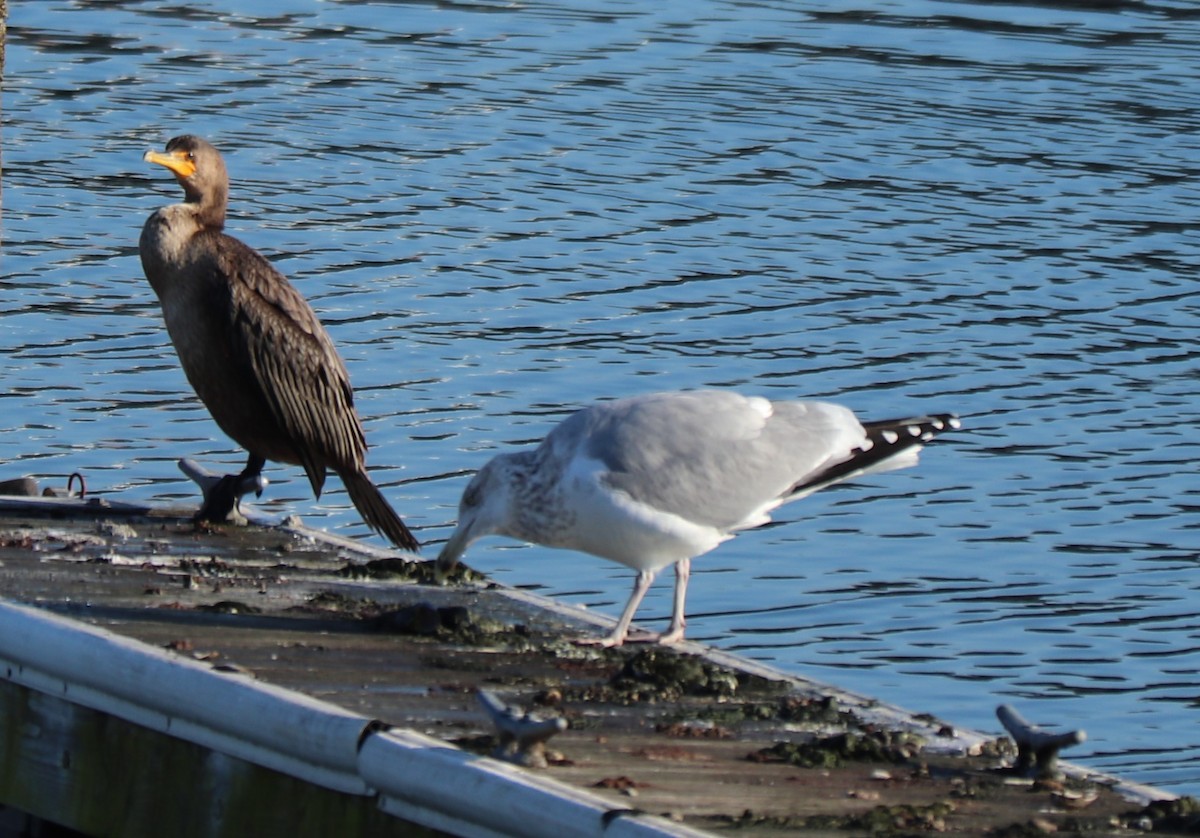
435,456 -> 518,583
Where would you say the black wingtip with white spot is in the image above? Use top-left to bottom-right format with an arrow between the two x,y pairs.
860,413 -> 962,448
788,413 -> 961,498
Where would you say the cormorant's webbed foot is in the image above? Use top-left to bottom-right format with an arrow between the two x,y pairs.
178,458 -> 268,524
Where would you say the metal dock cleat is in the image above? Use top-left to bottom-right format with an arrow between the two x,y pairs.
997,703 -> 1086,779
178,458 -> 268,524
478,689 -> 568,769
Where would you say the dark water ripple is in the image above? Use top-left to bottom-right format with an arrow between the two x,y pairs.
5,0 -> 1200,795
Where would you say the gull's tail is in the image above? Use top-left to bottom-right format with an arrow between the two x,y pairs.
787,413 -> 961,500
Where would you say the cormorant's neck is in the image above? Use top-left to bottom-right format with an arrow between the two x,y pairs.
180,181 -> 228,230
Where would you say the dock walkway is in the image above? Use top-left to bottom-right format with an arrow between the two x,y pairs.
0,496 -> 1187,837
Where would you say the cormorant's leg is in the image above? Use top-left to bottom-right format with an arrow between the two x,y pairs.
238,455 -> 267,497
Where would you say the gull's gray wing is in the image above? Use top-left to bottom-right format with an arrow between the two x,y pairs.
552,391 -> 865,531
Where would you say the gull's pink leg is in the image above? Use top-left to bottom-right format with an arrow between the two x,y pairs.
657,558 -> 690,644
577,568 -> 657,648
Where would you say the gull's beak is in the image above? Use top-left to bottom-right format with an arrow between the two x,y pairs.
144,148 -> 196,179
434,522 -> 473,584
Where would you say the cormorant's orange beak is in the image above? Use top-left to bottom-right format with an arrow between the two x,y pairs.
143,148 -> 196,179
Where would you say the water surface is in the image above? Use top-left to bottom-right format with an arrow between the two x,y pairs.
4,0 -> 1200,795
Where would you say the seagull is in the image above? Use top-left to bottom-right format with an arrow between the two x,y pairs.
436,390 -> 959,647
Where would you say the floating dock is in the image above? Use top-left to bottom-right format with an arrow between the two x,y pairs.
0,493 -> 1188,837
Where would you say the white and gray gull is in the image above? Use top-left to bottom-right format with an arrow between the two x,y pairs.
139,134 -> 418,551
436,390 -> 959,647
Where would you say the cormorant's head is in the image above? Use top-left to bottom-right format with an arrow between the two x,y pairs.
143,134 -> 228,210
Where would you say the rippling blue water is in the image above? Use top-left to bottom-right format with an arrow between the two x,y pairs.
5,0 -> 1200,796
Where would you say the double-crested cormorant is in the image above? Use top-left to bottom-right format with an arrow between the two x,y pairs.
139,134 -> 418,552
436,390 -> 958,646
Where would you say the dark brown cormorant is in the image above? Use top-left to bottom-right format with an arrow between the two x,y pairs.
139,134 -> 418,552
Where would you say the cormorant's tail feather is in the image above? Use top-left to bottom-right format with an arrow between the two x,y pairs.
342,469 -> 420,553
